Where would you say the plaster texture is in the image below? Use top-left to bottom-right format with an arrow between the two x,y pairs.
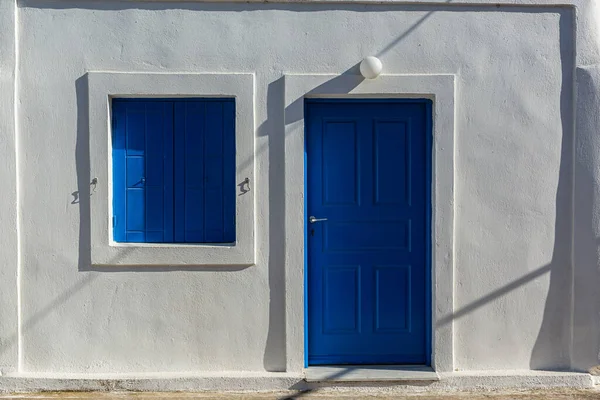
0,0 -> 599,392
0,0 -> 19,377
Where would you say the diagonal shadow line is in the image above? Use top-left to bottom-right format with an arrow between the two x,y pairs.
376,0 -> 453,58
0,274 -> 98,358
20,275 -> 98,334
280,368 -> 353,400
0,250 -> 134,359
249,3 -> 458,171
437,263 -> 552,327
280,386 -> 313,399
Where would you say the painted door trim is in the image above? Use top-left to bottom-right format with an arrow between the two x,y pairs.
283,74 -> 456,373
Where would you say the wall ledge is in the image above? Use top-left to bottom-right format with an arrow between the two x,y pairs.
36,0 -> 582,5
0,371 -> 593,393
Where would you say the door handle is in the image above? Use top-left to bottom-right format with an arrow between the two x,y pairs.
309,216 -> 328,224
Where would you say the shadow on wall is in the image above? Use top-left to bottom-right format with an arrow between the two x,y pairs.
571,66 -> 600,372
363,6 -> 586,371
434,8 -> 584,371
74,75 -> 250,271
0,73 -> 133,359
58,2 -> 590,375
235,1 -> 443,372
0,77 -> 133,360
0,0 -> 587,378
260,65 -> 363,371
284,64 -> 364,126
259,77 -> 287,372
75,75 -> 92,272
529,9 -> 576,370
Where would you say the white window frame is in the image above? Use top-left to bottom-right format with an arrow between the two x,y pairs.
88,72 -> 255,266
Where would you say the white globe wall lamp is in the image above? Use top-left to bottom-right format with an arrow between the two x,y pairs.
360,56 -> 383,79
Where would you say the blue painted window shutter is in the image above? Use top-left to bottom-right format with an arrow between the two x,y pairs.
112,98 -> 236,244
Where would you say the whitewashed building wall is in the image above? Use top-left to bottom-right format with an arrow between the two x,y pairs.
1,0 -> 600,392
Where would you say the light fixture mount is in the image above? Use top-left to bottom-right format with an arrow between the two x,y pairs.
360,56 -> 383,79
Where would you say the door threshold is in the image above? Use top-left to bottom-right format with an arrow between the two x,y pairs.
304,365 -> 439,382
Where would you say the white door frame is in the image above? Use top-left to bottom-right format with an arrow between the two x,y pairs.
283,73 -> 456,372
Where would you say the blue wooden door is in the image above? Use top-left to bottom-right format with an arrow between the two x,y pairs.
306,99 -> 431,365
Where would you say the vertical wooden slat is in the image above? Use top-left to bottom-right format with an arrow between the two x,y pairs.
111,101 -> 127,242
222,100 -> 236,243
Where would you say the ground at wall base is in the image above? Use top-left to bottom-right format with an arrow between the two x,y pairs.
1,388 -> 600,399
0,370 -> 600,400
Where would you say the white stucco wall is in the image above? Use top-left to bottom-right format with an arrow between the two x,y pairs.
0,0 -> 600,386
0,0 -> 18,376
